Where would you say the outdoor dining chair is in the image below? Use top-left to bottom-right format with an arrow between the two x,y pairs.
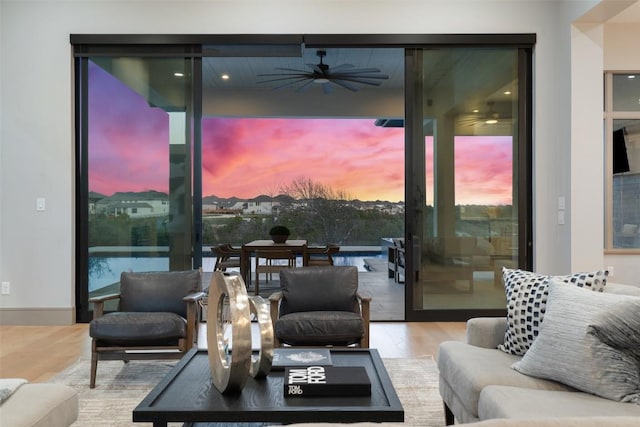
254,249 -> 296,295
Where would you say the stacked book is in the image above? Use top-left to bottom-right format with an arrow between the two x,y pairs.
283,365 -> 371,397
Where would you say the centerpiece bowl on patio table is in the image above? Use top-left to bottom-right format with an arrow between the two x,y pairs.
269,225 -> 290,243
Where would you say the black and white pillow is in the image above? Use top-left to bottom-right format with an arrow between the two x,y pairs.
498,268 -> 608,356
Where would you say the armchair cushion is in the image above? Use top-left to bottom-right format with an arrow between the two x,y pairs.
90,312 -> 187,345
119,270 -> 201,317
279,266 -> 359,315
275,310 -> 365,346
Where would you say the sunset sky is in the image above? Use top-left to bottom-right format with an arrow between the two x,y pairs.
88,62 -> 512,205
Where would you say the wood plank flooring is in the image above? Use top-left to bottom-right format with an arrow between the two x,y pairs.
0,322 -> 465,383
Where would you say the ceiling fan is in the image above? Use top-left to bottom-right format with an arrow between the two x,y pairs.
256,50 -> 389,94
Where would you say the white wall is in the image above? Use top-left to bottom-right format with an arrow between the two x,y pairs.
3,0 -> 637,324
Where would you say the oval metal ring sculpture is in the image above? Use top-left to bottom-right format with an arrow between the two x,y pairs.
248,295 -> 274,378
206,271 -> 274,393
207,272 -> 252,393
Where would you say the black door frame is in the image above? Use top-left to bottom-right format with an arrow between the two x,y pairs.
72,33 -> 534,322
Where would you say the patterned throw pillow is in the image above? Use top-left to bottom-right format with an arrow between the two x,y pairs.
498,268 -> 608,356
512,280 -> 640,403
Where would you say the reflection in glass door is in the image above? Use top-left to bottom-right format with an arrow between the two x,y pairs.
77,56 -> 196,320
406,47 -> 530,320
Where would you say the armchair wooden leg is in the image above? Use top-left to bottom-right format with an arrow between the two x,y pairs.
444,402 -> 455,425
90,340 -> 98,389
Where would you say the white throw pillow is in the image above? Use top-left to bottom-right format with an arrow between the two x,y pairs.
512,280 -> 640,403
499,268 -> 608,356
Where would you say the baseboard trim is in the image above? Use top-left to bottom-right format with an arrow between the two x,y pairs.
0,307 -> 75,325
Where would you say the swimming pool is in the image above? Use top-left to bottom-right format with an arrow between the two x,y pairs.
88,251 -> 385,292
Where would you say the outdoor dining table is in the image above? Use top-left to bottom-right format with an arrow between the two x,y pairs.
240,239 -> 307,283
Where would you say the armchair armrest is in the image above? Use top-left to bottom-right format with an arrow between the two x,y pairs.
357,292 -> 371,348
268,292 -> 284,346
89,293 -> 121,319
183,291 -> 207,302
465,317 -> 507,349
184,291 -> 207,349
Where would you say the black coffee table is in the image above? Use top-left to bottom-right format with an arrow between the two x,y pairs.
133,348 -> 404,426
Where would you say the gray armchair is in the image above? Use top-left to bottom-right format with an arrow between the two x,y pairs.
268,266 -> 371,348
88,270 -> 205,388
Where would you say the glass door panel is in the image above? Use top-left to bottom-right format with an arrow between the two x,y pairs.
85,57 -> 195,306
408,48 -> 521,319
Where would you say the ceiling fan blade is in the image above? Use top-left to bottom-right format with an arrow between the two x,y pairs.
256,75 -> 311,84
294,79 -> 316,93
331,73 -> 389,81
335,67 -> 384,74
272,67 -> 312,73
306,64 -> 325,74
270,77 -> 314,90
328,63 -> 355,73
331,77 -> 384,87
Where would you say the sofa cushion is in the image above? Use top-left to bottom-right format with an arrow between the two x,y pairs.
604,282 -> 640,297
479,386 -> 640,419
0,383 -> 78,427
279,266 -> 359,315
437,341 -> 572,418
499,268 -> 608,356
120,270 -> 201,318
90,311 -> 187,345
275,310 -> 364,345
512,281 -> 640,403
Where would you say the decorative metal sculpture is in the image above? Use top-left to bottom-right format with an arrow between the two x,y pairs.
206,271 -> 273,393
248,295 -> 274,378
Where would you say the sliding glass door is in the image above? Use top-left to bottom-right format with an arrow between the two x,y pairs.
75,52 -> 200,321
74,35 -> 533,323
405,47 -> 532,321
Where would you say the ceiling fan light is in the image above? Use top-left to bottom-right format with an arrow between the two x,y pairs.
314,78 -> 329,84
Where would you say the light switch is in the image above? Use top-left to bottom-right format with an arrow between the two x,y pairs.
36,197 -> 46,211
558,196 -> 565,210
557,211 -> 565,225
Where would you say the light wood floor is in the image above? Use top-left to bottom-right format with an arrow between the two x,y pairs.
0,322 -> 465,383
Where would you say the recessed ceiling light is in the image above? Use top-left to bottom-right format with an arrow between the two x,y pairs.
174,72 -> 184,77
628,75 -> 636,79
485,119 -> 498,125
472,109 -> 480,113
221,74 -> 230,80
504,91 -> 511,95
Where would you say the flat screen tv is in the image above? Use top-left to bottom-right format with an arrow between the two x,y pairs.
613,128 -> 630,174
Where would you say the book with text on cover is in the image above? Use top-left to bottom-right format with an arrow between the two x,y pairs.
271,348 -> 332,371
283,366 -> 371,397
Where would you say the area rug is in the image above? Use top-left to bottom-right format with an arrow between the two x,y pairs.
50,356 -> 443,426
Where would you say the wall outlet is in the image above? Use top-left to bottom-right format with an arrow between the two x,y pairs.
1,282 -> 10,295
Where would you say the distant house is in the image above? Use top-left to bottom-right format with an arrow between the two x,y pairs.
95,191 -> 169,218
88,191 -> 106,215
231,195 -> 281,215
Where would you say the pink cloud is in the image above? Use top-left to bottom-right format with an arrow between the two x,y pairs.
88,62 -> 513,205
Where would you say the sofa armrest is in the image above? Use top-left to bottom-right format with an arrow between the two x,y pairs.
466,317 -> 507,349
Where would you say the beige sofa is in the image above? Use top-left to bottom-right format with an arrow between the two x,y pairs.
0,382 -> 78,427
437,282 -> 640,425
289,419 -> 640,427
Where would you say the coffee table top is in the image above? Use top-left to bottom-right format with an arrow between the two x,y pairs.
133,348 -> 404,425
